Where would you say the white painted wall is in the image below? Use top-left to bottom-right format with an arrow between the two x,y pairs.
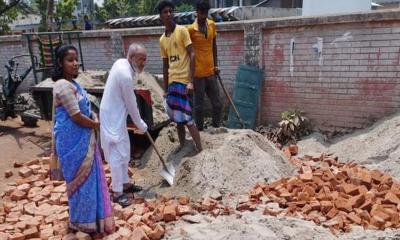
303,0 -> 372,16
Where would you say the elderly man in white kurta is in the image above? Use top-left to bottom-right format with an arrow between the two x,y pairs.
100,43 -> 148,207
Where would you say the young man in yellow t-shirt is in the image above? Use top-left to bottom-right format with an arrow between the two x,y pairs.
187,0 -> 222,131
158,0 -> 202,153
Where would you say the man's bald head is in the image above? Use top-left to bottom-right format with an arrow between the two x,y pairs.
127,43 -> 146,59
127,43 -> 147,73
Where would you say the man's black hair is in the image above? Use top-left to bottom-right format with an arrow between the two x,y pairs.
157,0 -> 175,14
197,0 -> 211,13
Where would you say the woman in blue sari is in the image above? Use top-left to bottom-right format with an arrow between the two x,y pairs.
51,44 -> 115,234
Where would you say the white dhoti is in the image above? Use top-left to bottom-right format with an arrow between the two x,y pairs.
100,59 -> 147,193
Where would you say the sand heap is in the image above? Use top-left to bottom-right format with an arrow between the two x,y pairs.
298,113 -> 400,179
135,72 -> 169,127
135,126 -> 295,200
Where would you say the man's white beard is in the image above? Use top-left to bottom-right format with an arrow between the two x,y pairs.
132,62 -> 144,74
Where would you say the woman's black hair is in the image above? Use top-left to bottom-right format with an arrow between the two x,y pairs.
197,0 -> 210,13
157,0 -> 175,14
51,44 -> 78,81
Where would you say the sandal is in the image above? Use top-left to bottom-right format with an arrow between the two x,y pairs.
123,183 -> 143,193
112,193 -> 133,208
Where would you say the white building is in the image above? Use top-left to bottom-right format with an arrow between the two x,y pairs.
302,0 -> 372,16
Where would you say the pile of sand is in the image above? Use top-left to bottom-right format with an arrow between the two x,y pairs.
134,126 -> 294,200
166,210 -> 400,240
298,113 -> 400,179
135,72 -> 169,126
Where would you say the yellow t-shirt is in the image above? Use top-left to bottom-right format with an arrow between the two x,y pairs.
160,25 -> 192,84
187,19 -> 217,78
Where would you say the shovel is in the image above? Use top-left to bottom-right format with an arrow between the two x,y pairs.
127,127 -> 175,185
216,73 -> 246,129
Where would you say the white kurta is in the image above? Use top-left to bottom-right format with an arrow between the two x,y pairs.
100,58 -> 147,193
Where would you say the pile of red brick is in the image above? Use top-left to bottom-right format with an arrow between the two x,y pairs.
3,147 -> 400,239
252,151 -> 400,235
0,157 -> 239,240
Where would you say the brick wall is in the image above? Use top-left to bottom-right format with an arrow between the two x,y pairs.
261,12 -> 400,131
2,9 -> 400,131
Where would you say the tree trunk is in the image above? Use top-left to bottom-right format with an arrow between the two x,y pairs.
46,0 -> 54,31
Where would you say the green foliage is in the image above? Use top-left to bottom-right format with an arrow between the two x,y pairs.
256,109 -> 311,146
94,0 -> 138,23
0,0 -> 32,35
0,4 -> 18,35
277,109 -> 310,144
54,0 -> 77,28
136,0 -> 159,15
175,2 -> 194,12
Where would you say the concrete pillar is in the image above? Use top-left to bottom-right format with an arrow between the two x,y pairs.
110,32 -> 124,62
243,23 -> 263,68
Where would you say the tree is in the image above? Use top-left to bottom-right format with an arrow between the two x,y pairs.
94,0 -> 133,22
54,0 -> 77,30
136,0 -> 159,15
175,2 -> 194,12
0,0 -> 31,35
47,0 -> 54,31
33,0 -> 49,31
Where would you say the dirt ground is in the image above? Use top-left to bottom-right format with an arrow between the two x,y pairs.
0,118 -> 51,202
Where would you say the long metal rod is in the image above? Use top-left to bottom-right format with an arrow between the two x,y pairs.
26,35 -> 38,84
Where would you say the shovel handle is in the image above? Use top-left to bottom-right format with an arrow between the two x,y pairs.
144,131 -> 170,170
216,73 -> 246,129
127,127 -> 169,169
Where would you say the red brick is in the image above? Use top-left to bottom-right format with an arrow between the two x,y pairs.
250,187 -> 264,199
177,205 -> 192,216
326,208 -> 339,219
23,227 -> 39,238
321,201 -> 333,213
341,183 -> 359,195
131,227 -> 150,240
18,167 -> 33,178
371,170 -> 382,183
334,198 -> 352,212
11,190 -> 27,201
299,173 -> 313,181
347,212 -> 362,225
117,227 -> 132,238
178,196 -> 190,205
289,145 -> 299,155
5,170 -> 13,178
13,161 -> 24,168
9,233 -> 25,240
25,159 -> 40,166
201,198 -> 218,211
384,191 -> 400,205
349,194 -> 365,208
148,224 -> 165,240
163,205 -> 176,222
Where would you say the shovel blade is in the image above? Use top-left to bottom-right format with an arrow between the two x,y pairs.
166,162 -> 176,176
160,168 -> 174,186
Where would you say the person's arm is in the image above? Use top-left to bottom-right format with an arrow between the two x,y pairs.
186,44 -> 195,85
213,23 -> 219,74
182,27 -> 195,88
71,113 -> 99,129
120,75 -> 147,134
162,58 -> 169,94
213,38 -> 219,74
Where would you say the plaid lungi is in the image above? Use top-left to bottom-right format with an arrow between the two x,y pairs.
165,82 -> 193,125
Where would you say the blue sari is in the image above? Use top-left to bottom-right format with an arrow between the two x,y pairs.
53,80 -> 114,234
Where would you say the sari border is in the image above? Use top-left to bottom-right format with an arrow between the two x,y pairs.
67,132 -> 96,198
69,215 -> 115,234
